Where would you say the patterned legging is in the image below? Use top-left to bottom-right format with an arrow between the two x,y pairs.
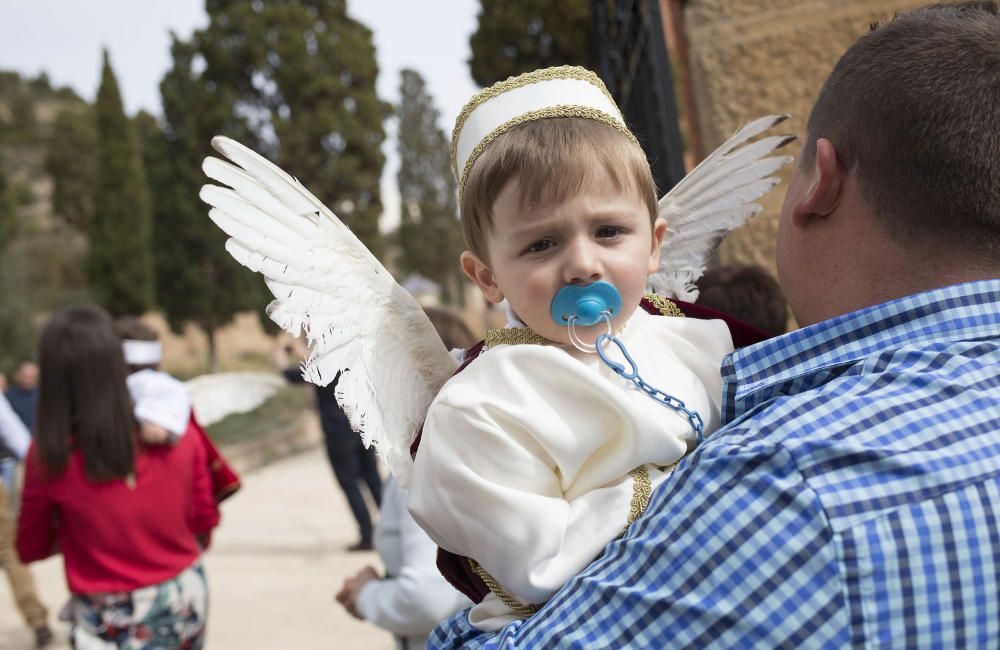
63,561 -> 207,649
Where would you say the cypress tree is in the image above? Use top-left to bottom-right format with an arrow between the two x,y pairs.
88,49 -> 154,316
46,107 -> 96,231
144,36 -> 268,371
396,69 -> 463,304
469,0 -> 592,87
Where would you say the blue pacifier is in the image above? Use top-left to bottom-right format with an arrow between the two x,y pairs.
550,281 -> 622,327
549,280 -> 706,444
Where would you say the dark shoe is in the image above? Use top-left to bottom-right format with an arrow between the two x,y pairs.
347,540 -> 373,552
34,626 -> 54,648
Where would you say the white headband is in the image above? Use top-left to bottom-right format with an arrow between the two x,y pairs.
122,340 -> 162,365
450,66 -> 636,194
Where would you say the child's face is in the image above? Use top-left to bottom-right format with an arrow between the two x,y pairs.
462,171 -> 666,346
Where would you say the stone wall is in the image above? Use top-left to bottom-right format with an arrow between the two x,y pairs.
683,0 -> 928,276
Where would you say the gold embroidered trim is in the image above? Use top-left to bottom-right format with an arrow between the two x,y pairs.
485,327 -> 552,348
459,105 -> 639,198
625,465 -> 652,531
468,558 -> 542,617
450,66 -> 619,177
643,293 -> 685,318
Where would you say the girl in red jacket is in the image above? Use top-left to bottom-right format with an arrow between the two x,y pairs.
17,305 -> 219,648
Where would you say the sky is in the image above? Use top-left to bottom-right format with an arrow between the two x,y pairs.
0,0 -> 481,231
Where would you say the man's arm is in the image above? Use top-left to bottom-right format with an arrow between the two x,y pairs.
0,392 -> 30,460
429,439 -> 851,649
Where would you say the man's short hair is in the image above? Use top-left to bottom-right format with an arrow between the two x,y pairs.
696,265 -> 789,337
800,1 -> 1000,259
460,117 -> 658,260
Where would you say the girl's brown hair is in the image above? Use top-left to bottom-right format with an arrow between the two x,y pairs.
36,305 -> 135,481
460,117 -> 658,260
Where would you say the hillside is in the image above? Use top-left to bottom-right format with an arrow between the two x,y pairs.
0,71 -> 92,369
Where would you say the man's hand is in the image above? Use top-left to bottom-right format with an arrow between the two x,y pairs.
335,565 -> 380,620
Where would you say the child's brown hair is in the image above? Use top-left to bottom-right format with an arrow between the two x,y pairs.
460,117 -> 658,261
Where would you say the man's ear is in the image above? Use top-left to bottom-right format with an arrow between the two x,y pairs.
647,217 -> 668,275
792,138 -> 844,227
460,250 -> 505,303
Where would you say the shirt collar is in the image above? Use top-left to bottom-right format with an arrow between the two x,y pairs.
721,279 -> 1000,423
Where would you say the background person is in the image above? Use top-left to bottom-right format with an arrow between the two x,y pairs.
16,305 -> 220,647
695,264 -> 788,336
3,360 -> 39,491
116,316 -> 241,505
0,392 -> 51,647
280,343 -> 382,552
5,360 -> 39,434
430,2 -> 1000,646
336,306 -> 475,649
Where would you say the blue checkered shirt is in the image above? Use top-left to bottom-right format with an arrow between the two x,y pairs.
430,280 -> 1000,648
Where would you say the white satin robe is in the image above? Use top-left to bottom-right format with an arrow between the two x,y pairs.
408,308 -> 733,630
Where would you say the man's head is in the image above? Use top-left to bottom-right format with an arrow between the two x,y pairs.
12,360 -> 38,391
453,67 -> 666,344
778,1 -> 1000,325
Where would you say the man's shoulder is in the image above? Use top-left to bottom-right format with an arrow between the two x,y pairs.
715,336 -> 1000,530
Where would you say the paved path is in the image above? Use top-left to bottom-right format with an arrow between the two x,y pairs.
0,447 -> 394,649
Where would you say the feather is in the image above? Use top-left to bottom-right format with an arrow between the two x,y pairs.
650,114 -> 796,301
200,136 -> 458,480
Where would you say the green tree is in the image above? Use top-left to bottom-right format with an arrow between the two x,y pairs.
46,107 -> 96,230
0,162 -> 14,252
139,36 -> 267,371
396,69 -> 462,304
197,0 -> 388,258
0,163 -> 36,374
469,0 -> 592,86
87,49 -> 154,316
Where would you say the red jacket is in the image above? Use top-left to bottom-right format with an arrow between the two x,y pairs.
16,429 -> 220,595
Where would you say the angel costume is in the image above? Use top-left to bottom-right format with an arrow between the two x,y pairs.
409,296 -> 734,630
198,65 -> 792,635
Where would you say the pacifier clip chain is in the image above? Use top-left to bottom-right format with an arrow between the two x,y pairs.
594,332 -> 705,443
551,281 -> 705,444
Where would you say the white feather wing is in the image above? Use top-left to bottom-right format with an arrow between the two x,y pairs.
648,114 -> 796,301
200,136 -> 458,480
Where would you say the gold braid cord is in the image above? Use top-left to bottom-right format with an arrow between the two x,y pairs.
484,327 -> 551,348
468,559 -> 542,617
450,66 -> 619,177
644,293 -> 686,318
624,465 -> 652,532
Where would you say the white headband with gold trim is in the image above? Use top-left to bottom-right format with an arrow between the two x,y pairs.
122,340 -> 162,365
450,66 -> 636,194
